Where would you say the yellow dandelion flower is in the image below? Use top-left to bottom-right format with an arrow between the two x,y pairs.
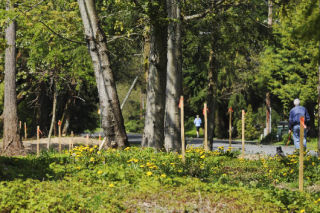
200,155 -> 205,159
90,157 -> 95,162
97,170 -> 103,175
300,209 -> 305,213
89,148 -> 94,152
178,155 -> 182,159
178,169 -> 183,173
146,171 -> 152,176
124,147 -> 130,151
161,174 -> 166,178
312,162 -> 315,166
76,166 -> 81,170
140,165 -> 145,168
109,183 -> 114,188
133,159 -> 139,163
97,151 -> 101,155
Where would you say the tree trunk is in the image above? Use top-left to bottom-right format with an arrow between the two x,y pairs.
268,0 -> 273,27
266,92 -> 271,134
2,0 -> 24,155
318,44 -> 320,157
78,0 -> 128,148
62,97 -> 72,136
164,0 -> 182,152
142,4 -> 167,149
47,87 -> 57,149
207,50 -> 217,150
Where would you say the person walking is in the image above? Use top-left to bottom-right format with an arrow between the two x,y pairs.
194,115 -> 202,138
288,98 -> 310,149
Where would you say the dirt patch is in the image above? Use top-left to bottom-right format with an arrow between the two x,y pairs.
1,136 -> 102,154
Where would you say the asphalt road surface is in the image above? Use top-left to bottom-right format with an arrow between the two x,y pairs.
126,133 -> 317,156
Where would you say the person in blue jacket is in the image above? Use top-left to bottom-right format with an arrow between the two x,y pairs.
288,99 -> 310,149
194,115 -> 202,138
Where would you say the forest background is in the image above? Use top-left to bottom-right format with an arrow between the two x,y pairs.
0,0 -> 319,143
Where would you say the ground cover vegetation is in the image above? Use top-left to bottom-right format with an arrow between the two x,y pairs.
0,146 -> 320,212
1,0 -> 320,211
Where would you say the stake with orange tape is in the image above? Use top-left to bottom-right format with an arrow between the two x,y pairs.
58,120 -> 62,153
203,103 -> 208,151
299,116 -> 305,192
228,107 -> 233,148
241,110 -> 245,158
37,126 -> 40,156
179,96 -> 185,163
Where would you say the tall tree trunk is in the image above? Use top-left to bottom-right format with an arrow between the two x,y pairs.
2,0 -> 23,155
78,0 -> 128,148
265,0 -> 273,136
268,0 -> 273,27
47,87 -> 57,149
266,92 -> 271,134
164,0 -> 182,152
318,42 -> 320,157
62,97 -> 72,135
142,20 -> 167,149
207,50 -> 217,150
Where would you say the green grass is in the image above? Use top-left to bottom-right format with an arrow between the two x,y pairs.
0,146 -> 320,212
274,137 -> 319,151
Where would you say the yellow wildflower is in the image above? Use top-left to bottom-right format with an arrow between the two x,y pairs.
146,171 -> 152,176
124,147 -> 130,151
109,183 -> 114,188
90,157 -> 95,162
97,170 -> 103,175
160,174 -> 166,178
200,155 -> 205,159
178,169 -> 183,173
97,151 -> 101,155
140,165 -> 145,168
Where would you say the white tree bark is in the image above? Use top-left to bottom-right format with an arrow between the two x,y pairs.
142,21 -> 167,149
2,0 -> 23,155
78,0 -> 128,148
164,0 -> 182,152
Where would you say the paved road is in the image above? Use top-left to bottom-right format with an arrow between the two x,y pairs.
125,133 -> 317,156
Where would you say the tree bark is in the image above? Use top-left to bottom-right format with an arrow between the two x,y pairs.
47,87 -> 57,149
78,0 -> 128,148
207,50 -> 217,150
164,0 -> 182,152
2,0 -> 24,155
268,0 -> 273,27
318,43 -> 320,157
142,3 -> 167,149
62,97 -> 72,136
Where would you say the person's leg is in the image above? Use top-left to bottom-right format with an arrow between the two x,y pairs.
303,128 -> 307,148
292,125 -> 300,149
196,127 -> 199,137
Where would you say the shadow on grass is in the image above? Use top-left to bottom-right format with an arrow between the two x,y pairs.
0,152 -> 69,181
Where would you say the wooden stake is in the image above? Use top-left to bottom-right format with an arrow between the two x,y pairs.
58,120 -> 62,153
99,134 -> 101,146
24,122 -> 27,140
37,126 -> 40,156
71,131 -> 74,150
241,110 -> 245,158
179,96 -> 185,163
204,103 -> 208,151
228,108 -> 233,148
299,117 -> 305,192
86,134 -> 89,146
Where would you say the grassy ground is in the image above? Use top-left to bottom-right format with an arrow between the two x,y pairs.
275,137 -> 318,151
1,146 -> 320,212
